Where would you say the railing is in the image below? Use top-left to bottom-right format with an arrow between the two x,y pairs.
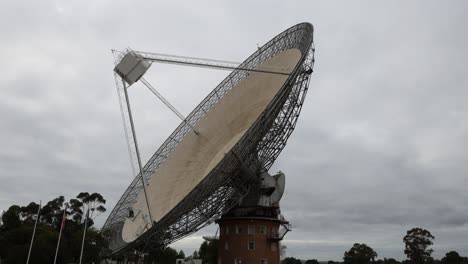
268,222 -> 292,240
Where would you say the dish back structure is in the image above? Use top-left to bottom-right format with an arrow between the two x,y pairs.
103,22 -> 314,254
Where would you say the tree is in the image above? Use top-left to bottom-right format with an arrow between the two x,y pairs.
19,202 -> 40,224
40,196 -> 65,230
282,257 -> 302,264
69,192 -> 106,227
145,246 -> 186,264
306,259 -> 320,264
403,228 -> 435,264
177,250 -> 186,259
344,243 -> 378,264
198,240 -> 217,264
383,258 -> 401,264
1,205 -> 21,230
156,247 -> 178,264
441,251 -> 463,264
0,193 -> 109,264
192,250 -> 199,259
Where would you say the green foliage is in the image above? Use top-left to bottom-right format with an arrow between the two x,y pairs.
403,227 -> 435,264
198,240 -> 217,264
0,192 -> 108,264
177,250 -> 186,259
382,258 -> 401,264
343,243 -> 378,264
441,251 -> 463,264
282,257 -> 302,264
40,196 -> 65,230
69,192 -> 107,228
20,202 -> 40,224
1,205 -> 22,231
306,259 -> 320,264
144,246 -> 179,264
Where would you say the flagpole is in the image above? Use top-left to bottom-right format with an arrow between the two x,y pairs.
78,208 -> 90,264
26,200 -> 41,264
53,205 -> 67,264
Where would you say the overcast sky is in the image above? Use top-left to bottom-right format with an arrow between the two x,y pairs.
1,0 -> 467,261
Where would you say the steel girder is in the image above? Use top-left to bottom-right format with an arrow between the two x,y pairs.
103,22 -> 315,255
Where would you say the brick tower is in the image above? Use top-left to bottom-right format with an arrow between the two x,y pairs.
216,172 -> 290,264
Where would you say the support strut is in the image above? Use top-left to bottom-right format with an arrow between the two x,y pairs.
122,79 -> 154,226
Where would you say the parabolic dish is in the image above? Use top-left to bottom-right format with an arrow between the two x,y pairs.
103,22 -> 315,254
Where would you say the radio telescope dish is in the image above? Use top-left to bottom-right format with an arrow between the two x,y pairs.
103,22 -> 314,254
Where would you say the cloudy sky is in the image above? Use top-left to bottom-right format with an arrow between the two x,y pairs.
1,0 -> 467,261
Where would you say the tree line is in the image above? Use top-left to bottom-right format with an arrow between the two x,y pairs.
112,227 -> 468,264
139,240 -> 217,264
3,197 -> 467,264
283,227 -> 468,264
0,192 -> 109,264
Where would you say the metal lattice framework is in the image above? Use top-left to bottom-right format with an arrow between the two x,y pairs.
103,22 -> 315,255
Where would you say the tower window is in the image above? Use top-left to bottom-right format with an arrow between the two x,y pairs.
225,241 -> 229,250
226,226 -> 230,235
271,227 -> 277,237
271,242 -> 277,252
248,225 -> 255,234
261,259 -> 268,264
259,226 -> 266,234
248,241 -> 255,250
236,225 -> 243,234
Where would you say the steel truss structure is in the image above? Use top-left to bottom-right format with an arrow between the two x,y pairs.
103,22 -> 315,255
